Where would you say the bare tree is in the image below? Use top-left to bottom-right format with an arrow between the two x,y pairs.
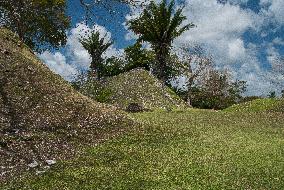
270,55 -> 284,94
272,56 -> 284,76
174,43 -> 213,106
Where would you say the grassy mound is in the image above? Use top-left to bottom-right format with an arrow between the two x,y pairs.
0,28 -> 133,182
102,68 -> 187,110
224,98 -> 284,113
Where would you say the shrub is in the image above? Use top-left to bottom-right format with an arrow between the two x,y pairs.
72,75 -> 112,103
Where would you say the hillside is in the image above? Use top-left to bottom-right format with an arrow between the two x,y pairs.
0,28 -> 133,182
101,68 -> 187,110
4,109 -> 284,189
224,98 -> 284,113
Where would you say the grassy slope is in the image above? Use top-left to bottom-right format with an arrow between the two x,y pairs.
5,109 -> 284,189
224,98 -> 284,113
103,68 -> 186,110
0,28 -> 133,182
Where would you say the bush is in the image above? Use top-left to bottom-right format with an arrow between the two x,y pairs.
72,75 -> 112,103
101,57 -> 125,78
170,70 -> 247,110
189,88 -> 236,110
81,81 -> 112,103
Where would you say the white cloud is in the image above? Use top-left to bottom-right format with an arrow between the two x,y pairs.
39,23 -> 123,81
38,51 -> 78,81
175,0 -> 284,95
228,39 -> 246,61
266,45 -> 280,64
260,0 -> 284,25
175,0 -> 256,60
227,0 -> 249,5
125,0 -> 283,95
272,37 -> 284,46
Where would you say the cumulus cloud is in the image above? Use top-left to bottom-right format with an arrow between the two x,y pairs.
272,37 -> 284,46
227,0 -> 249,5
228,39 -> 246,61
38,51 -> 78,81
260,0 -> 284,25
175,0 -> 276,95
125,0 -> 283,95
175,0 -> 256,62
39,23 -> 123,81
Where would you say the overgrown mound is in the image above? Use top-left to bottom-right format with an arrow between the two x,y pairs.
104,68 -> 187,110
224,98 -> 284,113
0,28 -> 133,182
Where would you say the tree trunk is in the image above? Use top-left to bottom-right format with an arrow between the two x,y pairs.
186,76 -> 194,107
90,56 -> 103,80
154,44 -> 169,85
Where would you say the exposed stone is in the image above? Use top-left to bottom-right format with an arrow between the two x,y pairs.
28,160 -> 39,168
126,103 -> 144,113
36,170 -> 46,175
46,159 -> 56,165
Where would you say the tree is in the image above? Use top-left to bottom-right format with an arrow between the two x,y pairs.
0,0 -> 70,52
127,0 -> 194,84
102,56 -> 125,77
190,69 -> 247,109
268,91 -> 276,98
79,31 -> 113,79
173,44 -> 213,106
266,55 -> 284,94
124,42 -> 154,72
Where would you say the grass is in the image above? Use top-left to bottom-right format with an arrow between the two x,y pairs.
224,98 -> 283,113
4,109 -> 284,189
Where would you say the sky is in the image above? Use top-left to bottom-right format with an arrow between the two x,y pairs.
38,0 -> 284,96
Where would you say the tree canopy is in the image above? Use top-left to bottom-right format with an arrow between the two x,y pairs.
124,42 -> 154,72
79,31 -> 113,79
127,0 -> 194,84
0,0 -> 70,52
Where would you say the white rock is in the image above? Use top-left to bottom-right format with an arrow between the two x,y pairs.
28,161 -> 38,168
46,159 -> 56,165
43,165 -> 50,170
36,170 -> 46,175
0,171 -> 7,176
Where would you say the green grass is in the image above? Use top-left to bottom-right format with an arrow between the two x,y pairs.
224,98 -> 283,113
4,109 -> 284,189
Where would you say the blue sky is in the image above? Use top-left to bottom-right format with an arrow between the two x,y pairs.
67,0 -> 132,47
39,0 -> 284,96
